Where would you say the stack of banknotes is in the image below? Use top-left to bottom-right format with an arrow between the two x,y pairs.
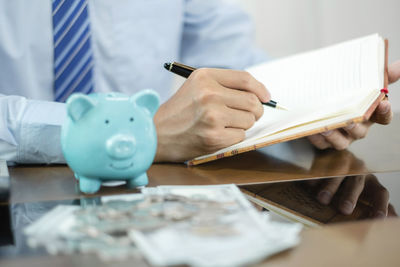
25,184 -> 302,266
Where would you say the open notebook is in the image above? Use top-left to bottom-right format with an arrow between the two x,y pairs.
189,34 -> 388,166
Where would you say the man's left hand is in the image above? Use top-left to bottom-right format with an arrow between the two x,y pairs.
308,60 -> 400,150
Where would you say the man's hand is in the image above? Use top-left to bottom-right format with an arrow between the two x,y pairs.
154,68 -> 270,162
307,175 -> 395,218
308,60 -> 400,150
305,148 -> 396,218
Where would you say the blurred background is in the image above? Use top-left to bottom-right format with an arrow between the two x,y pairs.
230,0 -> 400,111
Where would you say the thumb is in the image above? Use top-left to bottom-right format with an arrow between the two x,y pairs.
370,100 -> 393,125
388,60 -> 400,84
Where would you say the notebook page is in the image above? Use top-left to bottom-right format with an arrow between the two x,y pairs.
248,89 -> 382,149
247,34 -> 383,109
243,34 -> 384,140
245,90 -> 363,141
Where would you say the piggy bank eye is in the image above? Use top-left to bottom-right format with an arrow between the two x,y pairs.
105,119 -> 110,124
130,117 -> 134,122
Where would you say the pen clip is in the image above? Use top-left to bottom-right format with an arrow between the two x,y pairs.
172,62 -> 196,72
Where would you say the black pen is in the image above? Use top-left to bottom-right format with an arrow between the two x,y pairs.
164,62 -> 288,110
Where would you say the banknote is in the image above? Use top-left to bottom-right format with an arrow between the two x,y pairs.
130,185 -> 302,266
24,184 -> 302,265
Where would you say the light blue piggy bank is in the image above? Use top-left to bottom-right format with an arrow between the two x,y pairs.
61,90 -> 160,194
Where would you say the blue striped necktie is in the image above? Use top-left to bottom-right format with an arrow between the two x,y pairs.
52,0 -> 94,102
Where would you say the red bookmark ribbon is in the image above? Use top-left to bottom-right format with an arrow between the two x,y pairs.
381,88 -> 389,94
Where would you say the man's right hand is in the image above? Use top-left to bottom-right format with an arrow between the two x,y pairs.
153,68 -> 270,162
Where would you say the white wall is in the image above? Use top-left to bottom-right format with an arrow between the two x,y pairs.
230,0 -> 400,111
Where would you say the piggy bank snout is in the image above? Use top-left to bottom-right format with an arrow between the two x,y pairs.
106,135 -> 136,159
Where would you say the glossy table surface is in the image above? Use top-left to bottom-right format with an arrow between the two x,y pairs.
1,216 -> 399,267
1,114 -> 400,266
7,113 -> 400,204
1,173 -> 400,267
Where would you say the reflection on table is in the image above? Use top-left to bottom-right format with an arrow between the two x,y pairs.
241,174 -> 398,227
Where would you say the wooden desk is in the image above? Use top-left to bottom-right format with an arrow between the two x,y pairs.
2,115 -> 400,266
263,217 -> 400,267
1,217 -> 399,267
8,113 -> 400,204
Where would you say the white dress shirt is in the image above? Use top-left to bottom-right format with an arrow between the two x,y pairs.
0,0 -> 267,164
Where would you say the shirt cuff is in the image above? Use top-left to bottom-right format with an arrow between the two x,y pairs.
19,100 -> 67,164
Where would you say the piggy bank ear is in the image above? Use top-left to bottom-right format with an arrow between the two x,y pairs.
130,90 -> 160,117
66,94 -> 97,122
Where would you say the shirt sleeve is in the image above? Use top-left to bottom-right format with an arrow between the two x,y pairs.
180,0 -> 268,69
0,94 -> 66,164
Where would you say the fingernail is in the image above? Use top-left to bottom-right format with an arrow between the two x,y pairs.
340,200 -> 354,215
378,103 -> 390,115
317,190 -> 332,205
345,123 -> 355,130
321,130 -> 333,137
374,211 -> 386,219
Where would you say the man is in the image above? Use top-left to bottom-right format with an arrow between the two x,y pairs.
0,0 -> 398,164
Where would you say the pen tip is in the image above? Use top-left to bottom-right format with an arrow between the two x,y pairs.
164,62 -> 171,70
277,104 -> 289,111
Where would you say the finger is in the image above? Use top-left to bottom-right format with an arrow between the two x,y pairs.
221,87 -> 264,120
369,100 -> 393,125
200,68 -> 270,102
320,129 -> 353,150
388,60 -> 400,84
219,128 -> 246,148
224,107 -> 256,130
199,127 -> 246,153
342,122 -> 371,140
364,175 -> 389,218
338,175 -> 365,215
317,177 -> 345,205
307,134 -> 332,150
